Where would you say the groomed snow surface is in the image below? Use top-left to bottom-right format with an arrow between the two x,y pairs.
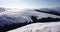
8,22 -> 60,32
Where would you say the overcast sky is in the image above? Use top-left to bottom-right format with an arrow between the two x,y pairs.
0,0 -> 60,9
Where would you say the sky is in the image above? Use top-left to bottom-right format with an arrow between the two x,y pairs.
0,0 -> 60,9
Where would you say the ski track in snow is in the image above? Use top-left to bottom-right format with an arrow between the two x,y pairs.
8,22 -> 60,32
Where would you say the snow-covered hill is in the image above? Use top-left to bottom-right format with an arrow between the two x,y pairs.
53,7 -> 60,13
36,7 -> 60,16
0,8 -> 60,26
39,7 -> 60,13
39,8 -> 54,12
8,22 -> 60,32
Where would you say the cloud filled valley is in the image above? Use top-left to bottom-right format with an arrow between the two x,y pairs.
0,7 -> 60,32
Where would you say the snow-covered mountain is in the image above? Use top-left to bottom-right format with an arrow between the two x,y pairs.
53,7 -> 60,13
38,8 -> 55,12
8,22 -> 60,32
39,7 -> 60,13
0,7 -> 60,26
35,7 -> 60,16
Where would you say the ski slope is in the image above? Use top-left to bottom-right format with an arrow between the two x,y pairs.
8,22 -> 60,32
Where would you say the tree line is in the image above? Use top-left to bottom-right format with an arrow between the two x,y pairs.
0,16 -> 60,32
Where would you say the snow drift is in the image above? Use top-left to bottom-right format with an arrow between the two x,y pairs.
8,22 -> 60,32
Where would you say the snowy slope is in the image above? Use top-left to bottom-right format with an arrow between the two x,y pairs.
0,8 -> 60,26
8,22 -> 60,32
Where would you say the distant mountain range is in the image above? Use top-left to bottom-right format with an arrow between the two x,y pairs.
35,7 -> 60,16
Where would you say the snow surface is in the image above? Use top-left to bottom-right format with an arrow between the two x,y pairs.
8,22 -> 60,32
0,8 -> 60,26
